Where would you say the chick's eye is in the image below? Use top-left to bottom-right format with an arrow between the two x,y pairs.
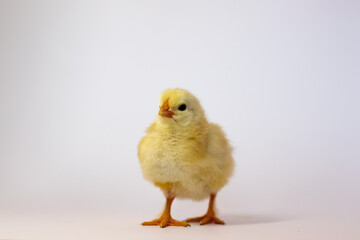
178,104 -> 187,111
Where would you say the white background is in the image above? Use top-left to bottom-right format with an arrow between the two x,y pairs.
0,0 -> 359,239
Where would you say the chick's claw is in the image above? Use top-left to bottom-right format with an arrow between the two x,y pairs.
141,219 -> 161,226
161,218 -> 190,228
186,215 -> 225,225
142,217 -> 190,228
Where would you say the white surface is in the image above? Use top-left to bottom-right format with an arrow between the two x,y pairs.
1,211 -> 359,240
0,0 -> 359,239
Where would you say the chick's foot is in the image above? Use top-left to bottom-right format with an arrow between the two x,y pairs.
141,196 -> 190,228
186,193 -> 225,225
186,214 -> 225,225
142,216 -> 190,228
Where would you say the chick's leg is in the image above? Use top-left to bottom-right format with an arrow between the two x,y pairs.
186,193 -> 225,225
141,196 -> 190,228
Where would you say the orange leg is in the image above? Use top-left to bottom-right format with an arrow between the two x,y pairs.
186,193 -> 225,225
141,196 -> 190,228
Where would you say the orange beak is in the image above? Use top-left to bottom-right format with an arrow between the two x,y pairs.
158,99 -> 174,118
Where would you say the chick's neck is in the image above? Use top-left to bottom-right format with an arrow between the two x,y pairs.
155,120 -> 209,147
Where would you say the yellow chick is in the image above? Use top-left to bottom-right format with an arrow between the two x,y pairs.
138,88 -> 234,228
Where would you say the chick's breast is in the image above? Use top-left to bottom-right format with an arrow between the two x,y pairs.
138,129 -> 195,185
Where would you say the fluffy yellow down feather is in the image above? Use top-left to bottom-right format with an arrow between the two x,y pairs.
138,88 -> 234,227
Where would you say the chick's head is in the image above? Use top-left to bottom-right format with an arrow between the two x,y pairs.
157,88 -> 206,127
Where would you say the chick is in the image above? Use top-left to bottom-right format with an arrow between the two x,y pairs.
138,88 -> 234,227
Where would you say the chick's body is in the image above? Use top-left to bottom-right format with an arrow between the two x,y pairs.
138,88 -> 234,227
139,121 -> 233,200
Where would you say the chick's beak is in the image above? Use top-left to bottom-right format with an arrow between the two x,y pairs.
158,99 -> 174,118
